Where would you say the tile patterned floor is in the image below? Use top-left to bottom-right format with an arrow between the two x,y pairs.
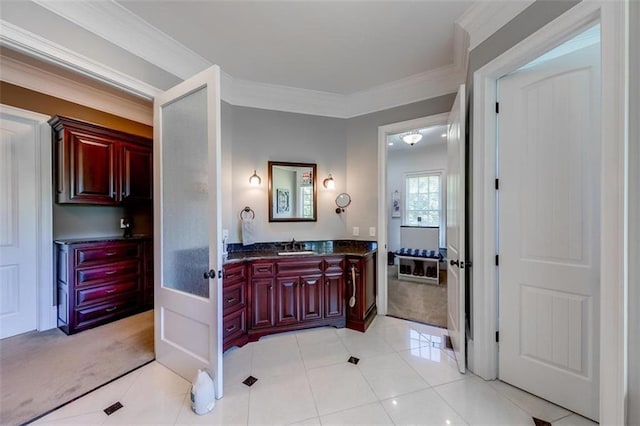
33,315 -> 598,425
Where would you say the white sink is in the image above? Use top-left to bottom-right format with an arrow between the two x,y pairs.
277,251 -> 316,256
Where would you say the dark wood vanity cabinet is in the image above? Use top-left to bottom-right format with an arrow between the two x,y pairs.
49,116 -> 153,205
346,253 -> 377,332
55,238 -> 153,334
251,277 -> 276,329
222,262 -> 249,351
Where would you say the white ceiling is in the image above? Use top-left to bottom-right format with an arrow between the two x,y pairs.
387,124 -> 448,152
0,0 -> 534,118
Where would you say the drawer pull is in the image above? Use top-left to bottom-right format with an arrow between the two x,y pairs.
326,281 -> 330,286
106,289 -> 117,294
226,297 -> 236,303
225,325 -> 237,332
257,268 -> 269,272
105,306 -> 117,312
225,273 -> 238,279
106,252 -> 117,256
105,270 -> 117,275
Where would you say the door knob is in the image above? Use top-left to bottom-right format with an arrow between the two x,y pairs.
203,269 -> 216,279
450,259 -> 459,267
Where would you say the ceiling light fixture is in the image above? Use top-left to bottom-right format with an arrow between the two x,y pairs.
401,130 -> 422,146
249,170 -> 261,186
323,174 -> 335,189
441,133 -> 447,138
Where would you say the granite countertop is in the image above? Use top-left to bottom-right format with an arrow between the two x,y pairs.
224,240 -> 377,264
54,235 -> 152,244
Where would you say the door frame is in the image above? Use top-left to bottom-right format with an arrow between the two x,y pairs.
470,1 -> 628,424
376,112 -> 449,316
0,104 -> 55,332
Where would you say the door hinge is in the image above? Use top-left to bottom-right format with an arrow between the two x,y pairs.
495,102 -> 500,114
495,254 -> 499,266
495,178 -> 499,190
496,331 -> 500,342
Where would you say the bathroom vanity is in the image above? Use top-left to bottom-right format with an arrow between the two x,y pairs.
222,241 -> 377,351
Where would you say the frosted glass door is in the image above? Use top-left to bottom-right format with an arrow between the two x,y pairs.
154,66 -> 222,396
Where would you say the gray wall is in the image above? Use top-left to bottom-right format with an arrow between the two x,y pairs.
345,94 -> 456,239
386,143 -> 447,252
223,104 -> 348,243
53,204 -> 125,239
628,1 -> 639,423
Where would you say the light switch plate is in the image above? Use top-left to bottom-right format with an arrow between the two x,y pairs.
120,218 -> 126,229
352,226 -> 360,236
369,227 -> 376,237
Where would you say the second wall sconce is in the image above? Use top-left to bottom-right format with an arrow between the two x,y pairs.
323,174 -> 335,189
249,170 -> 262,186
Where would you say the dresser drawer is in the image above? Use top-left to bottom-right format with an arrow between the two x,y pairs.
222,282 -> 245,315
324,256 -> 345,274
251,262 -> 275,277
75,296 -> 138,328
75,243 -> 141,266
223,309 -> 246,341
223,262 -> 246,285
76,261 -> 140,286
276,258 -> 323,275
76,279 -> 140,307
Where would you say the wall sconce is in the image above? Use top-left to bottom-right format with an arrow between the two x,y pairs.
323,174 -> 335,189
249,170 -> 261,186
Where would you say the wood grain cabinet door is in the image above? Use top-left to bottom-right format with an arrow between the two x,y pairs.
251,278 -> 275,329
121,143 -> 153,202
70,131 -> 118,205
300,274 -> 323,322
323,273 -> 344,319
276,276 -> 300,326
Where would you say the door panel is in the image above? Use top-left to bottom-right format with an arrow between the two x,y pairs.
276,276 -> 300,325
300,274 -> 322,321
497,45 -> 600,420
154,66 -> 222,395
324,273 -> 344,318
121,143 -> 152,202
446,84 -> 466,374
0,112 -> 38,338
71,132 -> 117,204
251,278 -> 275,329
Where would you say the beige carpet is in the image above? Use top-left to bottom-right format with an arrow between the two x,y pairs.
387,265 -> 448,328
0,310 -> 154,426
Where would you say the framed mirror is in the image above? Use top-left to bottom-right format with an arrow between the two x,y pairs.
268,161 -> 317,222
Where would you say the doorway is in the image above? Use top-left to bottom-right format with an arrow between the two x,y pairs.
385,124 -> 448,328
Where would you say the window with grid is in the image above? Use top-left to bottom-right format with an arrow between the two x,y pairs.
300,186 -> 313,218
404,172 -> 441,227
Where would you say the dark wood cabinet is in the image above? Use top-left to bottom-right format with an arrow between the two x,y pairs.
301,274 -> 323,322
276,276 -> 300,326
55,238 -> 152,334
49,116 -> 153,205
346,253 -> 377,332
251,277 -> 275,329
222,262 -> 249,351
324,273 -> 344,319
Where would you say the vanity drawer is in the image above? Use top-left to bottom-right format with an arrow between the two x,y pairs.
223,282 -> 246,315
223,309 -> 246,341
75,243 -> 141,266
324,256 -> 345,274
76,279 -> 140,307
223,262 -> 246,285
76,261 -> 141,286
276,258 -> 323,275
251,262 -> 275,277
74,296 -> 138,329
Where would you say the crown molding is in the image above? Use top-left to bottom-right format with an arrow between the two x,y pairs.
0,20 -> 160,100
0,53 -> 153,125
34,0 -> 210,80
456,1 -> 535,51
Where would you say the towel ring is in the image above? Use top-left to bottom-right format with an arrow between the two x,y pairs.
240,206 -> 255,221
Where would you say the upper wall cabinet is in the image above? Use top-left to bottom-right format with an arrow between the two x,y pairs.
49,116 -> 153,205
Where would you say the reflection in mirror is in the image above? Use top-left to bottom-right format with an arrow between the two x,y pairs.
268,161 -> 317,222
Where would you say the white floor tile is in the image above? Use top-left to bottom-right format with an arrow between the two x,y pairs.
174,383 -> 249,425
553,414 -> 599,426
33,411 -> 108,425
381,388 -> 468,426
102,392 -> 186,425
434,376 -> 534,425
400,347 -> 465,386
368,315 -> 408,330
299,337 -> 350,370
307,363 -> 377,416
123,362 -> 190,398
287,417 -> 322,426
248,373 -> 317,425
223,344 -> 253,388
373,324 -> 431,352
295,327 -> 339,347
251,334 -> 306,379
320,402 -> 394,425
358,352 -> 429,399
338,328 -> 395,359
487,380 -> 571,422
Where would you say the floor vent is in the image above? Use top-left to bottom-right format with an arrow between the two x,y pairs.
103,401 -> 123,415
532,417 -> 551,426
444,335 -> 453,349
348,356 -> 360,365
242,376 -> 258,387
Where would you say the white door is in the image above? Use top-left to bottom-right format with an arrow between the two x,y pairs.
0,109 -> 38,338
497,44 -> 600,420
446,84 -> 466,374
154,66 -> 223,397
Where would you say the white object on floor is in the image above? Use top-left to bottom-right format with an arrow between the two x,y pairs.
190,369 -> 216,415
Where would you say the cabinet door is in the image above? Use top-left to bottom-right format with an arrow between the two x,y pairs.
251,278 -> 275,329
300,274 -> 322,322
324,273 -> 344,319
276,276 -> 300,326
345,259 -> 364,322
363,254 -> 377,315
69,130 -> 117,204
121,143 -> 153,202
